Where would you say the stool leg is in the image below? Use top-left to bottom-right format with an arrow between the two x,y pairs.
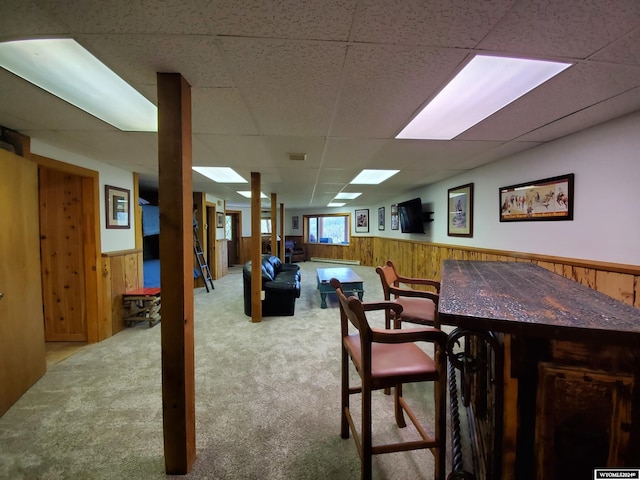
341,346 -> 350,439
361,382 -> 372,480
434,351 -> 446,480
394,383 -> 407,428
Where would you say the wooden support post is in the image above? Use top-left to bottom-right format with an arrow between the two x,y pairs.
251,172 -> 262,322
279,203 -> 285,264
157,72 -> 196,474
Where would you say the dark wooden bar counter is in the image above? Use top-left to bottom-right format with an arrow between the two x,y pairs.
439,260 -> 640,480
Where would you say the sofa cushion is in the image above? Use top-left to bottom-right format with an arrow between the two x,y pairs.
261,259 -> 275,280
265,255 -> 283,273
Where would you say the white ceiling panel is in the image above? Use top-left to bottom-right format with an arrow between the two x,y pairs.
479,0 -> 640,58
331,44 -> 468,138
220,38 -> 347,136
351,0 -> 516,47
76,34 -> 232,89
518,88 -> 640,142
201,0 -> 357,41
459,61 -> 640,141
589,27 -> 640,66
192,88 -> 258,135
0,1 -> 638,208
35,0 -> 211,35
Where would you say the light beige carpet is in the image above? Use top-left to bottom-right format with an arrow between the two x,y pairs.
0,261 -> 453,479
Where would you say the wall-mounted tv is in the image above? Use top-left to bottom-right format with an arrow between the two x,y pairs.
397,197 -> 425,234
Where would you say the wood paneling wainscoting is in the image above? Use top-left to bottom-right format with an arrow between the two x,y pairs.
215,239 -> 228,278
372,237 -> 640,306
101,249 -> 143,336
238,236 -> 639,305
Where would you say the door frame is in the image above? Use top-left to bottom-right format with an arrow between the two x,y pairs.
31,153 -> 105,344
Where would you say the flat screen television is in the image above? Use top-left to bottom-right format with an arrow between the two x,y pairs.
397,197 -> 425,233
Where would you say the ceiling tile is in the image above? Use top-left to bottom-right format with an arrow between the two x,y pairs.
351,0 -> 516,46
35,0 -> 211,34
459,62 -> 640,141
201,0 -> 357,40
192,88 -> 258,135
77,34 -> 232,88
589,27 -> 640,66
479,0 -> 640,58
0,1 -> 68,39
518,87 -> 640,142
220,37 -> 347,136
331,44 -> 468,138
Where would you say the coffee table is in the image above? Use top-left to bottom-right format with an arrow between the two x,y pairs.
316,267 -> 364,308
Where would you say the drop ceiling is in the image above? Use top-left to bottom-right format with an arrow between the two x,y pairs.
0,0 -> 639,208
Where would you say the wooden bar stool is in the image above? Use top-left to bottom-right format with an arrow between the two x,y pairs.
331,278 -> 447,480
376,260 -> 441,329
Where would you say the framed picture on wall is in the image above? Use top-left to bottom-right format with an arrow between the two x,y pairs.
355,209 -> 369,233
216,212 -> 224,228
499,173 -> 574,222
448,183 -> 473,237
292,215 -> 299,230
378,207 -> 385,230
391,204 -> 399,230
105,185 -> 130,229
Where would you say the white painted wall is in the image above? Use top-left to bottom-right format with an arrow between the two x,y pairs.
285,111 -> 640,267
373,111 -> 640,266
31,111 -> 639,266
30,140 -> 135,253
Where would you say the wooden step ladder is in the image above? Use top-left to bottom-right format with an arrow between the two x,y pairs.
193,226 -> 215,292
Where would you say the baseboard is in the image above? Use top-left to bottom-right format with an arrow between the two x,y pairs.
310,257 -> 361,266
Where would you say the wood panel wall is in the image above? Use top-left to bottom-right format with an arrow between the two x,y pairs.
373,238 -> 640,307
102,249 -> 143,336
236,235 -> 640,305
215,239 -> 228,279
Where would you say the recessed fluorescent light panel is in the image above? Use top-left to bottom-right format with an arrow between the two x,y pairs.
0,38 -> 157,131
327,202 -> 346,207
396,55 -> 572,140
350,169 -> 399,185
193,167 -> 247,183
334,192 -> 362,200
237,191 -> 268,199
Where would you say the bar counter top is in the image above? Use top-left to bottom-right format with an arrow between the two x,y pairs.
439,260 -> 640,347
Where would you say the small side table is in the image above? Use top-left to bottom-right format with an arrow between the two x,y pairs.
123,287 -> 161,327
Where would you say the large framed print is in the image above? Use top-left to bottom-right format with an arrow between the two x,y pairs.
105,185 -> 130,229
355,209 -> 369,233
500,174 -> 574,222
448,183 -> 473,237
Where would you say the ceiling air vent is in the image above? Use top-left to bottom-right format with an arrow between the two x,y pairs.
288,153 -> 306,161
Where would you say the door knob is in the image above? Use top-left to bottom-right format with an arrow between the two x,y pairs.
0,292 -> 4,300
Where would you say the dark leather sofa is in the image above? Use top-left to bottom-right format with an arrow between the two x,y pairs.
243,255 -> 301,316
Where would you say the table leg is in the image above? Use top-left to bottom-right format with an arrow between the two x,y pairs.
320,292 -> 327,309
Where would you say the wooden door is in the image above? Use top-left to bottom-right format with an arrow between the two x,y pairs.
0,150 -> 46,416
39,168 -> 87,341
226,212 -> 239,266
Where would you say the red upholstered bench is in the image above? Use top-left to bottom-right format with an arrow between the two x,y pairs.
123,288 -> 161,327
